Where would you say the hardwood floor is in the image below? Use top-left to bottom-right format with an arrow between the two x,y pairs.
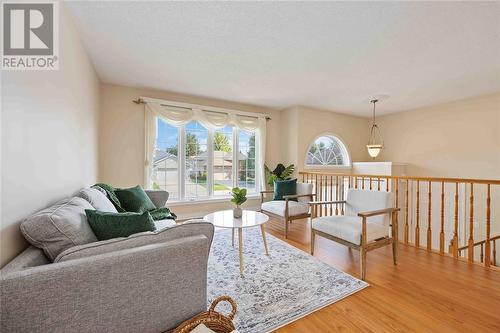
263,216 -> 500,333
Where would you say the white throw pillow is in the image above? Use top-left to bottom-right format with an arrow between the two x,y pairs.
77,188 -> 118,213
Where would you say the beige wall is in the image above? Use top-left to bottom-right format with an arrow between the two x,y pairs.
99,84 -> 282,218
280,105 -> 370,174
0,5 -> 100,267
377,93 -> 500,179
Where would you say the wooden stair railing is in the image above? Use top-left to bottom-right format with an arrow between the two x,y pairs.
457,235 -> 500,266
299,171 -> 500,269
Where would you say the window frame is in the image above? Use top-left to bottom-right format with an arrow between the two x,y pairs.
153,118 -> 260,202
304,133 -> 352,169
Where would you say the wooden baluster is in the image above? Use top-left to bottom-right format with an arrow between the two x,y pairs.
302,173 -> 304,182
386,178 -> 390,192
493,240 -> 497,266
415,180 -> 420,248
485,184 -> 491,267
362,177 -> 365,189
480,243 -> 484,263
468,183 -> 474,262
355,176 -> 358,189
453,183 -> 459,259
427,181 -> 432,251
319,175 -> 325,216
377,177 -> 381,191
315,174 -> 319,216
322,175 -> 326,217
348,176 -> 352,189
326,175 -> 329,215
329,175 -> 333,216
369,177 -> 373,190
440,181 -> 445,255
335,176 -> 339,215
404,179 -> 409,244
395,179 -> 399,242
341,176 -> 345,215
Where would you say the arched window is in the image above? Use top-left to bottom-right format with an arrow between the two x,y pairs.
306,135 -> 350,167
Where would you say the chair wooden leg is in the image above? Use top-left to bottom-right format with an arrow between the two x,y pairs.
360,246 -> 367,280
311,230 -> 315,255
392,211 -> 398,265
285,218 -> 289,239
360,217 -> 367,280
392,240 -> 397,265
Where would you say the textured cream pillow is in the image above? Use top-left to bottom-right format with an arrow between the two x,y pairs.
191,324 -> 215,333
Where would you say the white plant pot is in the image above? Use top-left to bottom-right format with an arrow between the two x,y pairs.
233,206 -> 242,218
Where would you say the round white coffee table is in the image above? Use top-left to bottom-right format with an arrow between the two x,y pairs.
203,210 -> 269,275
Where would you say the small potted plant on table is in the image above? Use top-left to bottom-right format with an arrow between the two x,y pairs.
231,187 -> 247,218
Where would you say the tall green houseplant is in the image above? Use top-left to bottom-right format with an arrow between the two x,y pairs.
264,163 -> 295,188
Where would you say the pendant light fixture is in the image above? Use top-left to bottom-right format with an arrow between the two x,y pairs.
366,99 -> 384,158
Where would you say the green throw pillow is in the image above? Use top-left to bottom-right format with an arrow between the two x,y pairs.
273,178 -> 297,201
85,210 -> 156,241
114,185 -> 156,213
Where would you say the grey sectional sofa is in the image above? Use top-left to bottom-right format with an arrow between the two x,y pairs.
0,187 -> 214,333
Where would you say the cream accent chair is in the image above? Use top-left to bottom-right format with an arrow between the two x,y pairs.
310,189 -> 400,280
260,182 -> 315,238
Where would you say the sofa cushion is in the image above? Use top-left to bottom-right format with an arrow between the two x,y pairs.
20,197 -> 97,261
55,220 -> 214,262
296,182 -> 314,203
115,185 -> 156,213
77,188 -> 118,213
345,189 -> 393,225
85,210 -> 157,241
261,200 -> 309,217
312,215 -> 389,245
154,218 -> 177,230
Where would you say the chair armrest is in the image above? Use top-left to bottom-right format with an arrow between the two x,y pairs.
309,200 -> 346,206
283,193 -> 316,200
145,190 -> 169,208
260,190 -> 274,203
1,236 -> 209,333
358,207 -> 400,218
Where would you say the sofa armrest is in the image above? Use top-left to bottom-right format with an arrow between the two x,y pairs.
145,189 -> 169,208
1,235 -> 209,333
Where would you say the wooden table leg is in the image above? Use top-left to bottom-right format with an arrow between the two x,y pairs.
238,228 -> 243,276
232,229 -> 235,247
260,224 -> 269,256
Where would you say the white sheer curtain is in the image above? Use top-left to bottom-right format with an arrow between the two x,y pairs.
144,105 -> 157,187
144,102 -> 267,190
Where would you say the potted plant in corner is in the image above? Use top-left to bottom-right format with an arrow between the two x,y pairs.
231,187 -> 247,218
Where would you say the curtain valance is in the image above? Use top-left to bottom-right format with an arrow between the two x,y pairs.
146,102 -> 262,131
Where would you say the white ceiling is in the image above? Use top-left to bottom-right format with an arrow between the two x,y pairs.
66,1 -> 500,116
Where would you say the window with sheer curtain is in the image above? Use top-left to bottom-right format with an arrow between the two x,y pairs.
145,100 -> 265,201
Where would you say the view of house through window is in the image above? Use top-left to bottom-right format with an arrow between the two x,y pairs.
306,135 -> 350,167
151,118 -> 258,201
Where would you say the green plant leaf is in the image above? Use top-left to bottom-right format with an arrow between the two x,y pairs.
281,164 -> 295,179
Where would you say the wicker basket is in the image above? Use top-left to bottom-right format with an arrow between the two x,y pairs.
173,296 -> 237,333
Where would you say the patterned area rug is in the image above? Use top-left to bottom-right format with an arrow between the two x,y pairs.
207,228 -> 368,333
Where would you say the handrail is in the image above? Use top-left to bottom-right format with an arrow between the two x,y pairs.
298,171 -> 500,185
457,235 -> 500,251
299,170 -> 499,268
